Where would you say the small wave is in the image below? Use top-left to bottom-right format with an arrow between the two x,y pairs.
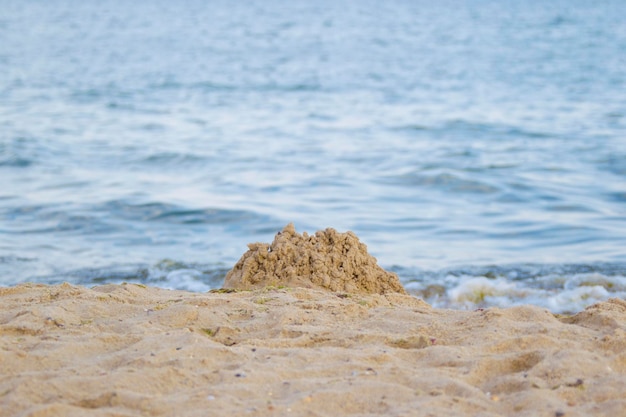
33,260 -> 229,292
138,80 -> 323,94
390,124 -> 430,132
0,154 -> 32,167
391,121 -> 552,140
425,275 -> 617,314
596,154 -> 626,177
607,192 -> 626,203
400,262 -> 626,314
146,259 -> 229,291
0,137 -> 38,168
139,151 -> 211,167
439,120 -> 554,140
385,171 -> 500,194
0,255 -> 35,264
101,200 -> 264,225
3,201 -> 271,235
195,81 -> 322,93
398,262 -> 626,282
1,205 -> 113,235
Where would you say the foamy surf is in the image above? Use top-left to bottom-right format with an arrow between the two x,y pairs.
405,267 -> 626,314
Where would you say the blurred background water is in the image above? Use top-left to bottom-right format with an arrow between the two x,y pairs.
1,0 -> 625,313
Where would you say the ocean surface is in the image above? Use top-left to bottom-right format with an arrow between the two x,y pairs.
1,0 -> 625,313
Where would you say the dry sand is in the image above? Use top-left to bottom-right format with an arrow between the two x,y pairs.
1,282 -> 625,417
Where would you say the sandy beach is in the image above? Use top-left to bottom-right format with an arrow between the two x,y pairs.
4,2 -> 626,415
1,282 -> 625,417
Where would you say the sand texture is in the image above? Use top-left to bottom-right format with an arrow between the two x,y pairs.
1,283 -> 626,417
224,223 -> 406,295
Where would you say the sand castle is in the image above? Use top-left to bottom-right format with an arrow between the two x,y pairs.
223,223 -> 406,295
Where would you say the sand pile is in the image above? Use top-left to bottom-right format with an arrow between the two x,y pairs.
223,223 -> 406,295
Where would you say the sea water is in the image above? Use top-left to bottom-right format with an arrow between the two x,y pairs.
1,0 -> 625,313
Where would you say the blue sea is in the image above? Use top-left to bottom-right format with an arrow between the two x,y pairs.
1,0 -> 625,313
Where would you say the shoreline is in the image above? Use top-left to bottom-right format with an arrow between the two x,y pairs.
1,282 -> 625,416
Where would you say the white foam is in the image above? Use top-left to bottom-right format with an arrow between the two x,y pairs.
164,269 -> 212,292
447,277 -> 526,308
420,272 -> 626,314
544,285 -> 610,313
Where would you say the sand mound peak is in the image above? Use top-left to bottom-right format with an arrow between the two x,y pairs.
223,223 -> 406,294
